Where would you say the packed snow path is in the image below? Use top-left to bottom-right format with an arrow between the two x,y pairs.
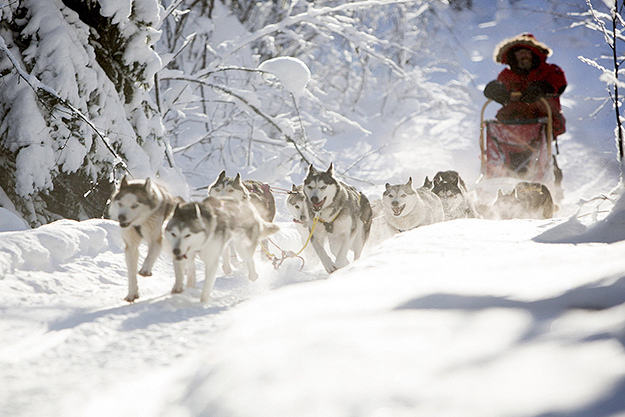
1,217 -> 624,417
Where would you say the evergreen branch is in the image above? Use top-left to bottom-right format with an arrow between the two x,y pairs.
0,35 -> 130,176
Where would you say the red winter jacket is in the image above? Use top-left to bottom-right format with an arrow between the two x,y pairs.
491,33 -> 567,137
496,62 -> 567,136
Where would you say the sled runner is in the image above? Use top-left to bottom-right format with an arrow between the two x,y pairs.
476,96 -> 561,202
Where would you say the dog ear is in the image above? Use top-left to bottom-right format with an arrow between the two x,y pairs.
406,177 -> 413,187
193,202 -> 202,219
326,163 -> 334,175
144,177 -> 152,193
234,172 -> 245,188
496,189 -> 505,199
120,175 -> 129,188
218,171 -> 226,181
385,183 -> 391,190
306,164 -> 316,176
291,184 -> 298,192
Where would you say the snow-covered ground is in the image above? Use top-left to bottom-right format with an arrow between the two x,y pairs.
3,1 -> 625,416
1,204 -> 625,417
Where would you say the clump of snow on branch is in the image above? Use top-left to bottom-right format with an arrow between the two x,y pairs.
259,57 -> 311,97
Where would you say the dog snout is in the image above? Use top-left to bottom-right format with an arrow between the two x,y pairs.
310,196 -> 320,204
391,200 -> 399,207
173,248 -> 181,256
118,214 -> 129,227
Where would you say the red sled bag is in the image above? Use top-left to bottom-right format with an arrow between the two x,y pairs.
479,96 -> 556,186
481,120 -> 553,183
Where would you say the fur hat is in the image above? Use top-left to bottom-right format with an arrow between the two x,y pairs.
494,33 -> 552,64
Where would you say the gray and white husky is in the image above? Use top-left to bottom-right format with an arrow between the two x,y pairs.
109,176 -> 181,302
303,163 -> 373,273
286,184 -> 309,239
165,197 -> 279,302
382,177 -> 445,233
209,171 -> 277,263
208,171 -> 276,222
491,181 -> 555,220
431,170 -> 478,220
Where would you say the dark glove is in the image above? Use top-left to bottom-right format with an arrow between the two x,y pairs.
484,81 -> 511,105
520,81 -> 555,103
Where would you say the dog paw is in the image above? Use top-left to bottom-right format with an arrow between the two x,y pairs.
138,269 -> 152,277
171,285 -> 184,294
124,293 -> 139,302
248,272 -> 259,282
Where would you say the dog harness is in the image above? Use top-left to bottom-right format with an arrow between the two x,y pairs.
316,208 -> 342,233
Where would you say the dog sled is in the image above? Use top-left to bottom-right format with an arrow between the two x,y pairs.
476,96 -> 562,202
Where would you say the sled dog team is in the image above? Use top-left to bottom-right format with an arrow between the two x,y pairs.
110,165 -> 555,303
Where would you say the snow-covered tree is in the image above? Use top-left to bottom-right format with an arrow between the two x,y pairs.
575,0 -> 625,180
0,0 -> 174,226
157,0 -> 476,190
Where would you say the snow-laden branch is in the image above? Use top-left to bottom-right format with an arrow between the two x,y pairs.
211,0 -> 426,69
584,0 -> 614,48
162,75 -> 311,164
0,35 -> 129,176
578,55 -> 608,72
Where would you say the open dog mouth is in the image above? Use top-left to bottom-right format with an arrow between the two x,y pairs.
311,197 -> 326,211
173,249 -> 188,261
293,217 -> 308,227
392,204 -> 406,216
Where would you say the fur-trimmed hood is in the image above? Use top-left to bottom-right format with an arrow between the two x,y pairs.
494,33 -> 552,64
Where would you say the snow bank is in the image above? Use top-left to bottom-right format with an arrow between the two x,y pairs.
0,218 -> 122,277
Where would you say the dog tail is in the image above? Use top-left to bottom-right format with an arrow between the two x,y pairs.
260,221 -> 280,238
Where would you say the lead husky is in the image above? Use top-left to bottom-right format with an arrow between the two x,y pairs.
109,176 -> 180,302
303,163 -> 373,273
382,177 -> 445,233
165,197 -> 279,302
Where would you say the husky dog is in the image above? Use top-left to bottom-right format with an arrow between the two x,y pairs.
303,163 -> 373,273
165,197 -> 279,302
287,184 -> 308,227
208,171 -> 276,222
209,171 -> 276,263
286,184 -> 310,241
431,170 -> 478,220
421,176 -> 433,190
109,176 -> 180,302
491,181 -> 555,220
382,177 -> 445,233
